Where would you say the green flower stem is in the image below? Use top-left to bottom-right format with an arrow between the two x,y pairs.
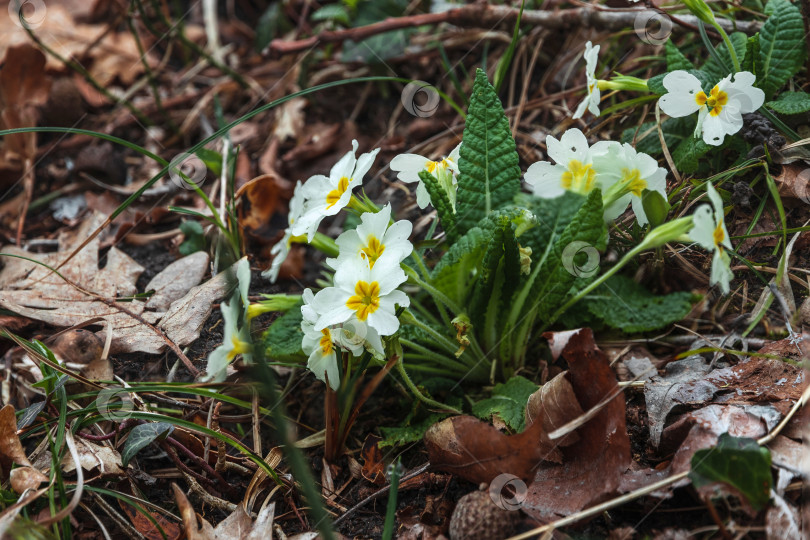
409,254 -> 452,328
399,339 -> 470,373
402,266 -> 464,316
713,22 -> 741,72
598,76 -> 649,93
309,232 -> 339,257
395,359 -> 462,414
546,216 -> 694,328
402,310 -> 481,366
348,194 -> 381,214
545,243 -> 646,329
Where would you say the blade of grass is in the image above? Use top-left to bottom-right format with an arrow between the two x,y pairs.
381,459 -> 402,540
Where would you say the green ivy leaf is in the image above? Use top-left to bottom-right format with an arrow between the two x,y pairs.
701,32 -> 749,82
766,91 -> 810,115
262,301 -> 305,360
690,433 -> 772,511
122,422 -> 174,466
758,0 -> 806,99
472,376 -> 538,432
585,275 -> 696,333
419,170 -> 457,243
455,69 -> 522,236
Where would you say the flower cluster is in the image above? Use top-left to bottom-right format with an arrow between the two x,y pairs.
524,128 -> 667,226
298,200 -> 414,388
262,140 -> 380,283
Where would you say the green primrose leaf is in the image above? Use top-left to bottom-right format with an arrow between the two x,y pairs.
584,275 -> 697,333
455,69 -> 522,236
665,40 -> 695,71
531,189 -> 605,323
262,301 -> 305,361
472,375 -> 538,432
701,32 -> 748,83
419,170 -> 458,243
672,135 -> 712,174
690,433 -> 772,511
758,0 -> 806,100
122,422 -> 174,466
766,91 -> 810,115
742,34 -> 760,74
430,226 -> 489,307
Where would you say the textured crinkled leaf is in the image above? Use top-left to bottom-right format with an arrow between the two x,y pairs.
431,227 -> 489,306
766,91 -> 810,115
472,375 -> 538,431
690,433 -> 772,511
122,422 -> 174,466
742,34 -> 760,73
530,190 -> 605,322
455,69 -> 521,235
673,135 -> 711,174
419,170 -> 457,243
585,275 -> 696,333
515,192 -> 586,261
262,301 -> 304,360
758,0 -> 806,99
665,40 -> 695,71
701,32 -> 748,82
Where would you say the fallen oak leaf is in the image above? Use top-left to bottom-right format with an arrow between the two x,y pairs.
0,404 -> 32,481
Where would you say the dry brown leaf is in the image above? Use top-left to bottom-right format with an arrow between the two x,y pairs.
525,371 -> 583,447
9,466 -> 47,494
144,252 -> 210,312
0,212 -> 233,355
239,173 -> 282,235
61,438 -> 124,477
274,97 -> 306,141
0,4 -> 156,85
773,163 -> 810,205
0,43 -> 50,192
360,434 -> 386,486
522,328 -> 631,522
173,483 -> 275,540
0,404 -> 31,480
118,497 -> 182,540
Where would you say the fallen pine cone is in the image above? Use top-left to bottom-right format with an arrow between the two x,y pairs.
449,489 -> 517,540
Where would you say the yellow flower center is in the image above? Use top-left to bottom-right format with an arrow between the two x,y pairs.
695,85 -> 729,117
227,336 -> 251,361
561,160 -> 596,194
345,280 -> 381,321
360,235 -> 385,268
326,176 -> 351,209
319,328 -> 333,355
425,158 -> 451,175
621,168 -> 647,197
713,221 -> 725,250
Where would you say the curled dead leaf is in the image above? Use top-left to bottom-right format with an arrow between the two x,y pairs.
0,404 -> 32,480
9,466 -> 48,494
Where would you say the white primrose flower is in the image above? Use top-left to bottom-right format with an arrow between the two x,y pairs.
688,183 -> 733,293
658,70 -> 765,146
293,140 -> 381,241
262,182 -> 306,283
205,298 -> 252,382
524,128 -> 609,198
328,203 -> 413,270
593,142 -> 668,226
301,289 -> 385,390
572,41 -> 601,120
390,143 -> 461,209
311,255 -> 409,337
